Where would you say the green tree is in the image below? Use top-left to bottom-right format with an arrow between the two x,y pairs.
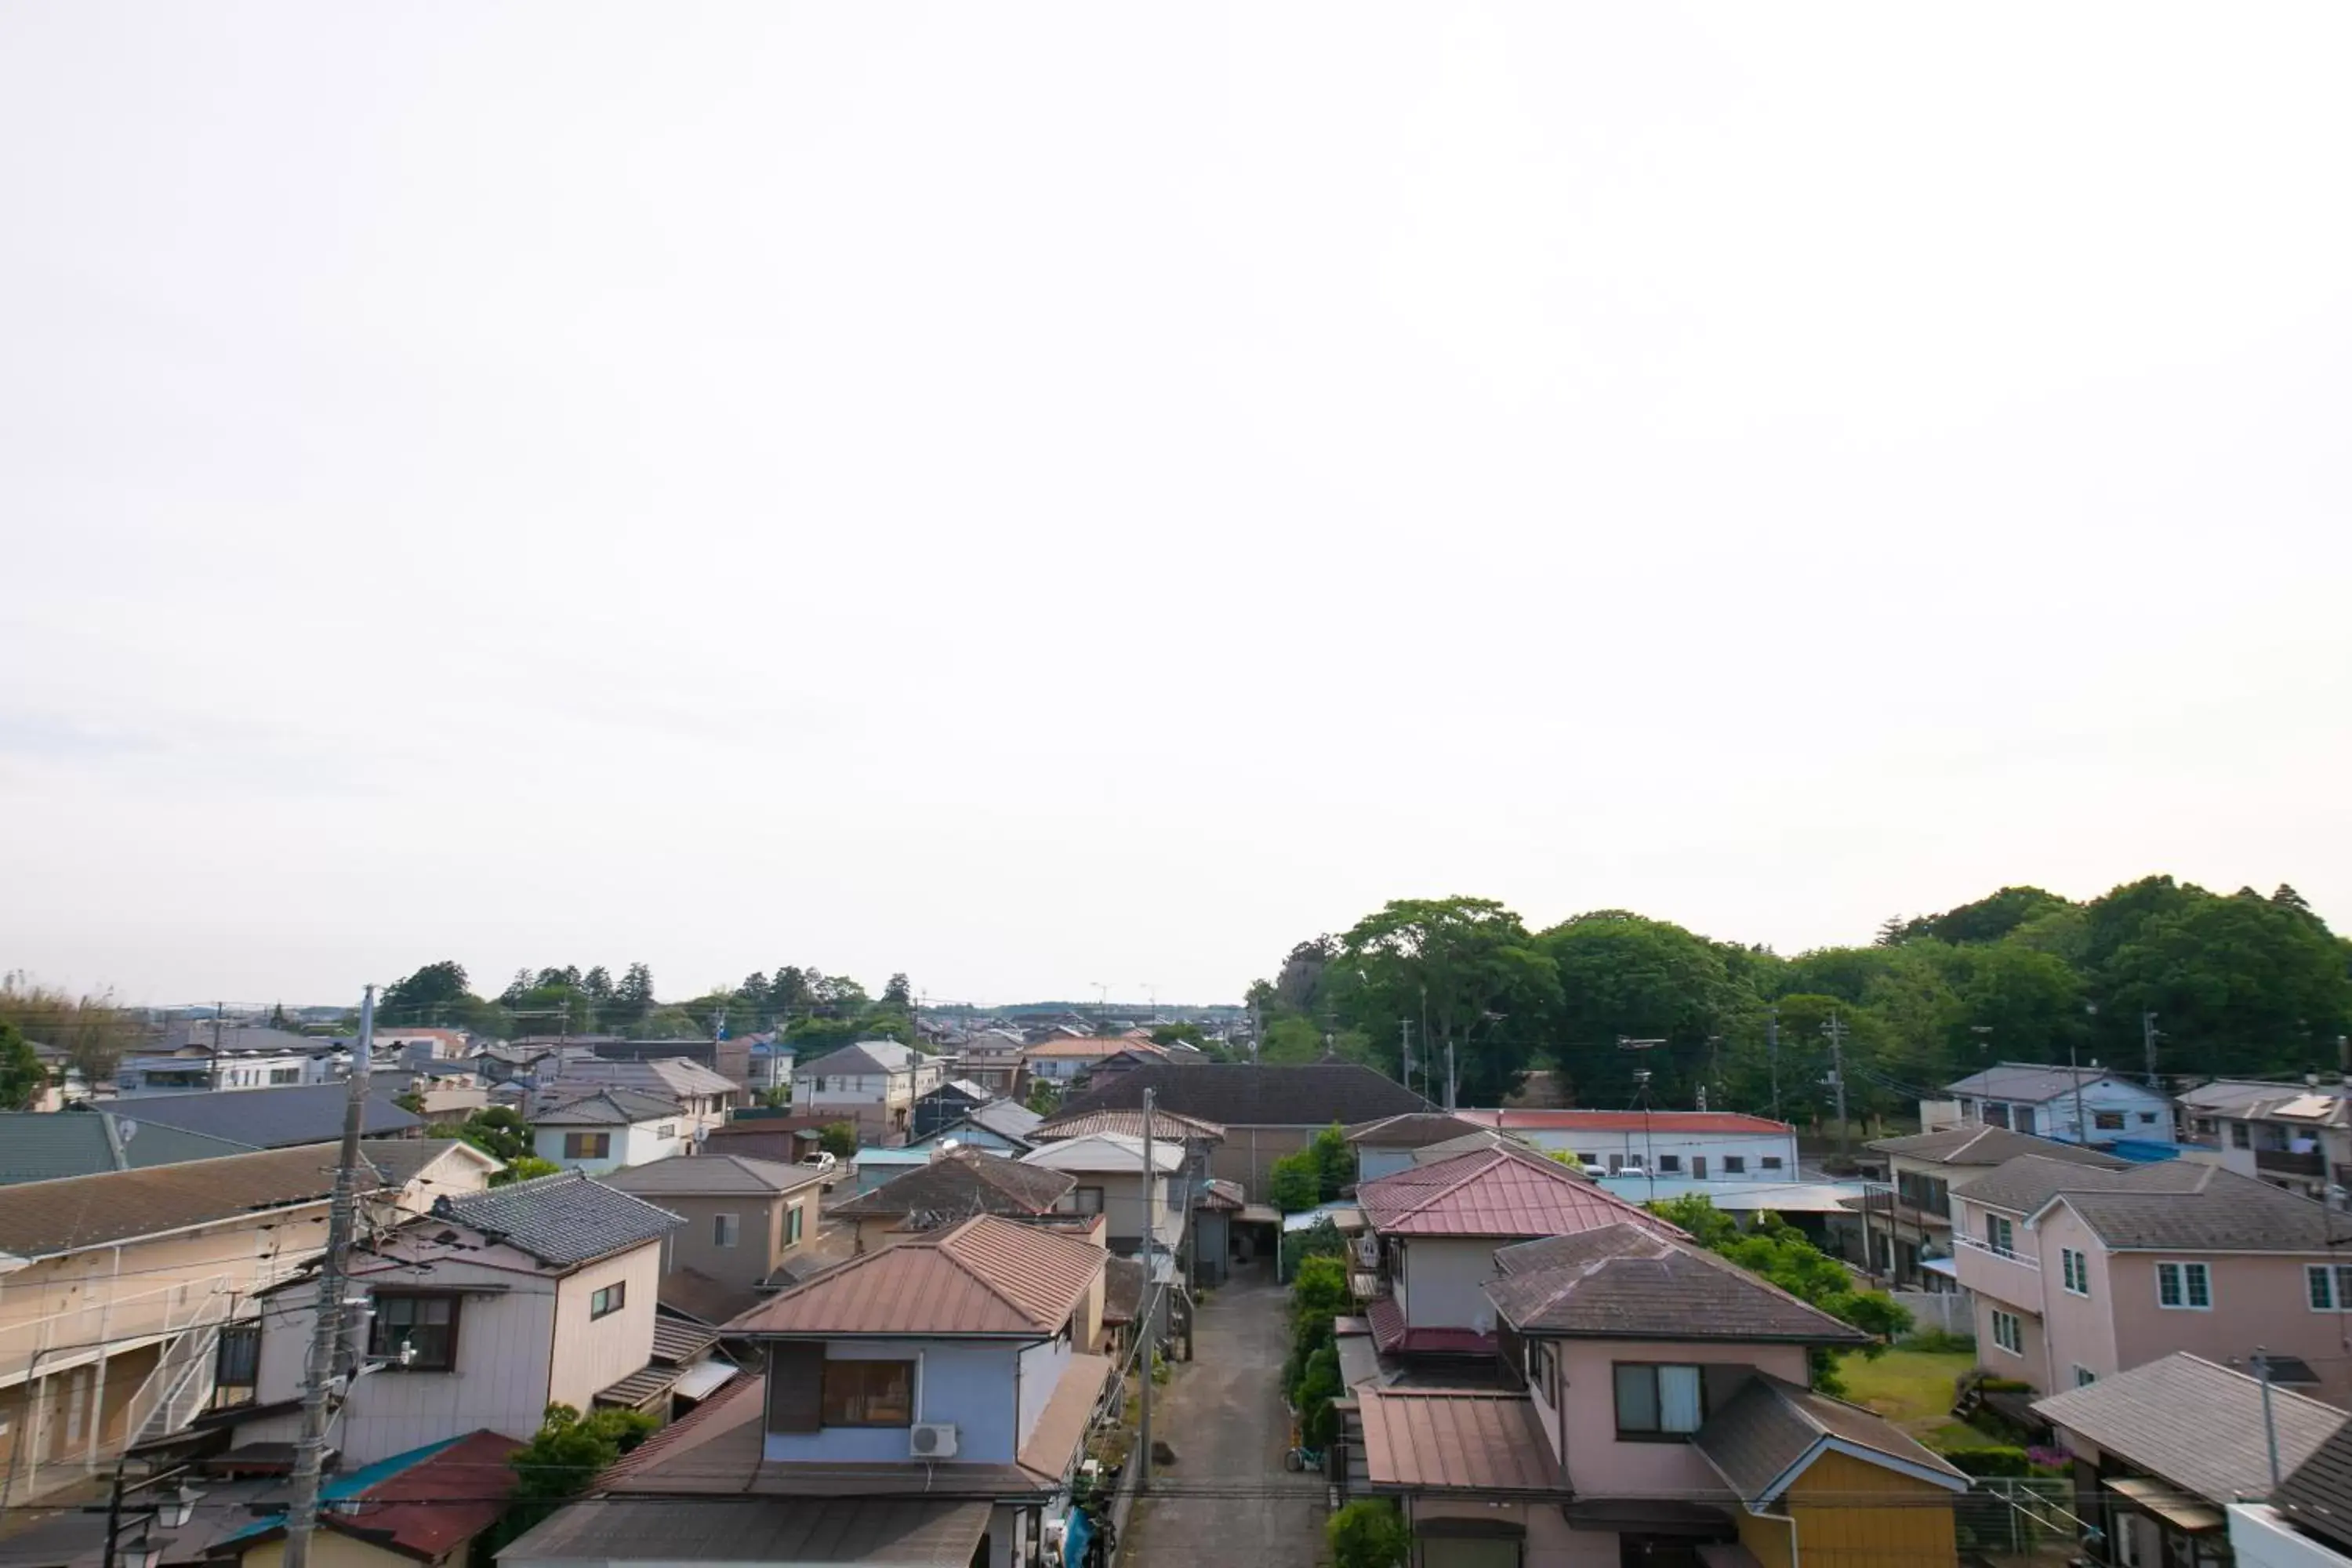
882,972 -> 914,1009
1327,1500 -> 1410,1568
430,1107 -> 532,1164
1259,1015 -> 1327,1064
1328,897 -> 1560,1105
0,1022 -> 45,1111
1025,1079 -> 1063,1116
1901,887 -> 2077,946
1307,1121 -> 1355,1200
1537,912 -> 1743,1107
1547,1149 -> 1584,1170
498,1402 -> 659,1544
818,1121 -> 859,1159
2091,883 -> 2350,1075
493,1155 -> 563,1185
1149,1022 -> 1206,1049
1268,1150 -> 1319,1214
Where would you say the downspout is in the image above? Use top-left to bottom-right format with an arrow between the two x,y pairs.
1751,1503 -> 1798,1567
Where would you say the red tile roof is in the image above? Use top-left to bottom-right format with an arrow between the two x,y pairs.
1453,1109 -> 1793,1135
1357,1388 -> 1556,1493
1356,1149 -> 1686,1239
725,1213 -> 1103,1336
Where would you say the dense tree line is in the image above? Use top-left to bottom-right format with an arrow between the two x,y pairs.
1248,877 -> 2352,1121
377,959 -> 927,1048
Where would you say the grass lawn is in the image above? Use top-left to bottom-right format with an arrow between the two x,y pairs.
1839,1348 -> 1973,1445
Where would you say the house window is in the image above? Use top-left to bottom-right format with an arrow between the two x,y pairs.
2194,1117 -> 2217,1136
1984,1103 -> 2012,1130
2093,1111 -> 2125,1132
2061,1248 -> 2090,1297
821,1359 -> 914,1426
1760,1156 -> 1784,1171
1613,1363 -> 1704,1437
2074,1366 -> 2097,1388
713,1214 -> 740,1249
2156,1261 -> 2212,1310
1657,1156 -> 1682,1174
590,1281 -> 627,1319
2306,1265 -> 2352,1311
1723,1156 -> 1746,1174
2014,1107 -> 2036,1134
659,1123 -> 677,1140
786,1205 -> 804,1247
1985,1214 -> 2016,1258
270,1067 -> 299,1085
1607,1154 -> 1625,1174
2231,1123 -> 2252,1149
1577,1153 -> 1600,1167
1991,1308 -> 2024,1356
369,1294 -> 457,1370
2138,1112 -> 2158,1125
1066,1187 -> 1105,1215
563,1132 -> 612,1160
213,1323 -> 260,1406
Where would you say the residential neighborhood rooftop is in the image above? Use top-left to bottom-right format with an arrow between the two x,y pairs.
0,1109 -> 256,1184
603,1152 -> 826,1196
358,1136 -> 497,1186
1343,1112 -> 1491,1148
1452,1108 -> 1795,1135
85,1081 -> 423,1147
532,1087 -> 686,1126
725,1213 -> 1105,1336
1943,1061 -> 2139,1100
1355,1387 -> 1556,1494
501,1497 -> 996,1568
430,1169 -> 684,1267
1356,1147 -> 1679,1238
1486,1223 -> 1872,1345
1868,1123 -> 2134,1167
2034,1352 -> 2348,1507
1032,1106 -> 1227,1143
830,1148 -> 1075,1221
2275,1418 -> 2352,1552
1696,1375 -> 1967,1506
1018,1130 -> 1184,1174
1955,1153 -> 2352,1249
1051,1062 -> 1428,1125
0,1142 -> 368,1259
794,1040 -> 927,1077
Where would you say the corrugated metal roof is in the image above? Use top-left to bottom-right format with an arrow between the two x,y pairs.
0,1142 -> 365,1258
1357,1388 -> 1555,1493
1454,1109 -> 1795,1135
503,1497 -> 991,1566
2035,1353 -> 2347,1505
0,1111 -> 256,1185
1358,1148 -> 1682,1238
727,1213 -> 1103,1336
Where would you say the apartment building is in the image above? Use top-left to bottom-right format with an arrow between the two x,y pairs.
1867,1124 -> 2131,1288
1452,1108 -> 1802,1179
1950,1152 -> 2352,1403
2178,1080 -> 2352,1203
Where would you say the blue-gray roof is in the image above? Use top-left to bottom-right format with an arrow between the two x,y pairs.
0,1112 -> 257,1185
432,1171 -> 683,1268
112,1083 -> 423,1147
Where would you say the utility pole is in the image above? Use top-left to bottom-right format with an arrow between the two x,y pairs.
1823,1013 -> 1850,1160
2068,1042 -> 2091,1146
281,985 -> 377,1568
211,1002 -> 225,1091
1138,1087 -> 1156,1494
2142,1011 -> 2160,1091
1398,1018 -> 1414,1098
1445,1038 -> 1457,1112
2258,1346 -> 2282,1492
1767,1007 -> 1781,1123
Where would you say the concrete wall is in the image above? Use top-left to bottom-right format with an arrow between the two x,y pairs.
1398,1237 -> 1504,1331
1204,1126 -> 1318,1200
532,1120 -> 683,1174
760,1338 -> 1022,1465
1015,1335 -> 1071,1447
2232,1504 -> 2352,1568
1501,1127 -> 1799,1178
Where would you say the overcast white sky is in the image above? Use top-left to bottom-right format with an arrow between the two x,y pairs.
5,4 -> 2349,1010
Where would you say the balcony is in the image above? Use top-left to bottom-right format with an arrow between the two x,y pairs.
1955,1233 -> 2039,1271
2256,1147 -> 2325,1178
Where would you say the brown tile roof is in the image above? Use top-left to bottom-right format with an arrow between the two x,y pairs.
1486,1225 -> 1870,1345
2034,1353 -> 2348,1505
503,1497 -> 991,1568
657,1268 -> 762,1327
1024,1036 -> 1154,1059
1869,1125 -> 2132,1168
1696,1375 -> 1966,1504
1957,1155 -> 2352,1250
604,1152 -> 826,1197
725,1214 -> 1103,1336
1032,1107 -> 1227,1144
1357,1149 -> 1681,1239
1196,1178 -> 1246,1212
1101,1256 -> 1147,1326
0,1142 -> 367,1258
828,1149 -> 1075,1221
1356,1388 -> 1556,1493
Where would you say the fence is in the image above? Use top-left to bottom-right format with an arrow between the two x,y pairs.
1963,1477 -> 2085,1559
1888,1288 -> 1972,1335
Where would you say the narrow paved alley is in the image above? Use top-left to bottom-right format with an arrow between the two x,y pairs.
1119,1265 -> 1328,1566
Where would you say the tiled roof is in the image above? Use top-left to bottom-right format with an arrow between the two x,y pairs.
1869,1125 -> 2132,1168
502,1497 -> 992,1568
0,1142 -> 364,1258
1454,1109 -> 1795,1135
1366,1295 -> 1498,1358
100,1083 -> 422,1148
1955,1155 -> 2352,1249
359,1138 -> 492,1186
1356,1149 -> 1682,1239
1018,1131 -> 1181,1174
1033,1107 -> 1228,1143
2034,1353 -> 2347,1505
433,1170 -> 683,1267
1344,1112 -> 1491,1148
1050,1063 -> 1427,1127
1022,1036 -> 1141,1058
727,1214 -> 1104,1336
533,1087 -> 683,1126
793,1040 -> 924,1077
1696,1376 -> 1966,1504
234,1430 -> 522,1560
1196,1178 -> 1246,1211
955,1100 -> 1046,1142
0,1111 -> 255,1185
658,1268 -> 764,1327
1486,1225 -> 1870,1345
604,1153 -> 826,1196
2277,1421 -> 2352,1552
1356,1388 -> 1555,1493
553,1058 -> 739,1101
829,1149 -> 1075,1220
1102,1255 -> 1147,1326
1412,1130 -> 1544,1164
1944,1062 -> 2141,1102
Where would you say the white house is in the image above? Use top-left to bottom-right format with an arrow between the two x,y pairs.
532,1088 -> 691,1174
791,1041 -> 944,1146
1450,1109 -> 1802,1179
1933,1062 -> 2176,1148
230,1172 -> 713,1466
114,1046 -> 347,1097
1018,1132 -> 1184,1255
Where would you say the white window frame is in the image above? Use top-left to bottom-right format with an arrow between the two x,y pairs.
2156,1261 -> 2212,1311
2307,1263 -> 2352,1312
2061,1247 -> 2090,1298
1991,1308 -> 2024,1356
713,1213 -> 740,1249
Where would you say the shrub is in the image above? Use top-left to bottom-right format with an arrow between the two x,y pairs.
1269,1151 -> 1319,1214
1295,1345 -> 1343,1446
1327,1500 -> 1410,1568
818,1121 -> 858,1159
1279,1217 -> 1348,1279
1943,1445 -> 2032,1478
1901,1328 -> 1976,1354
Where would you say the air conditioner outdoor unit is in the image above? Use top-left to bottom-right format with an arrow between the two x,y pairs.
909,1422 -> 959,1459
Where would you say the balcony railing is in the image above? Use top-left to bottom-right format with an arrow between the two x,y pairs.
1954,1234 -> 2039,1271
2256,1148 -> 2326,1177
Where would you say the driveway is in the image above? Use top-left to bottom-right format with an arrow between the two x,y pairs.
1119,1264 -> 1328,1565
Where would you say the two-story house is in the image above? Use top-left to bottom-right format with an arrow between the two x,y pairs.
1341,1221 -> 1970,1567
1951,1153 -> 2352,1404
86,1082 -> 423,1149
1020,1036 -> 1139,1085
604,1153 -> 828,1303
498,1214 -> 1113,1568
790,1040 -> 943,1146
1345,1113 -> 1494,1181
532,1087 -> 691,1174
539,1056 -> 739,1140
1867,1125 -> 2130,1289
230,1171 -> 706,1465
1353,1145 -> 1678,1361
1452,1108 -> 1803,1180
1018,1132 -> 1185,1257
830,1149 -> 1077,1255
1933,1062 -> 2176,1148
2178,1080 -> 2352,1203
0,1142 -> 459,1507
2231,1416 -> 2352,1567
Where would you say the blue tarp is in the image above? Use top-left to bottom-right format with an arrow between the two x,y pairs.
1062,1508 -> 1094,1566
